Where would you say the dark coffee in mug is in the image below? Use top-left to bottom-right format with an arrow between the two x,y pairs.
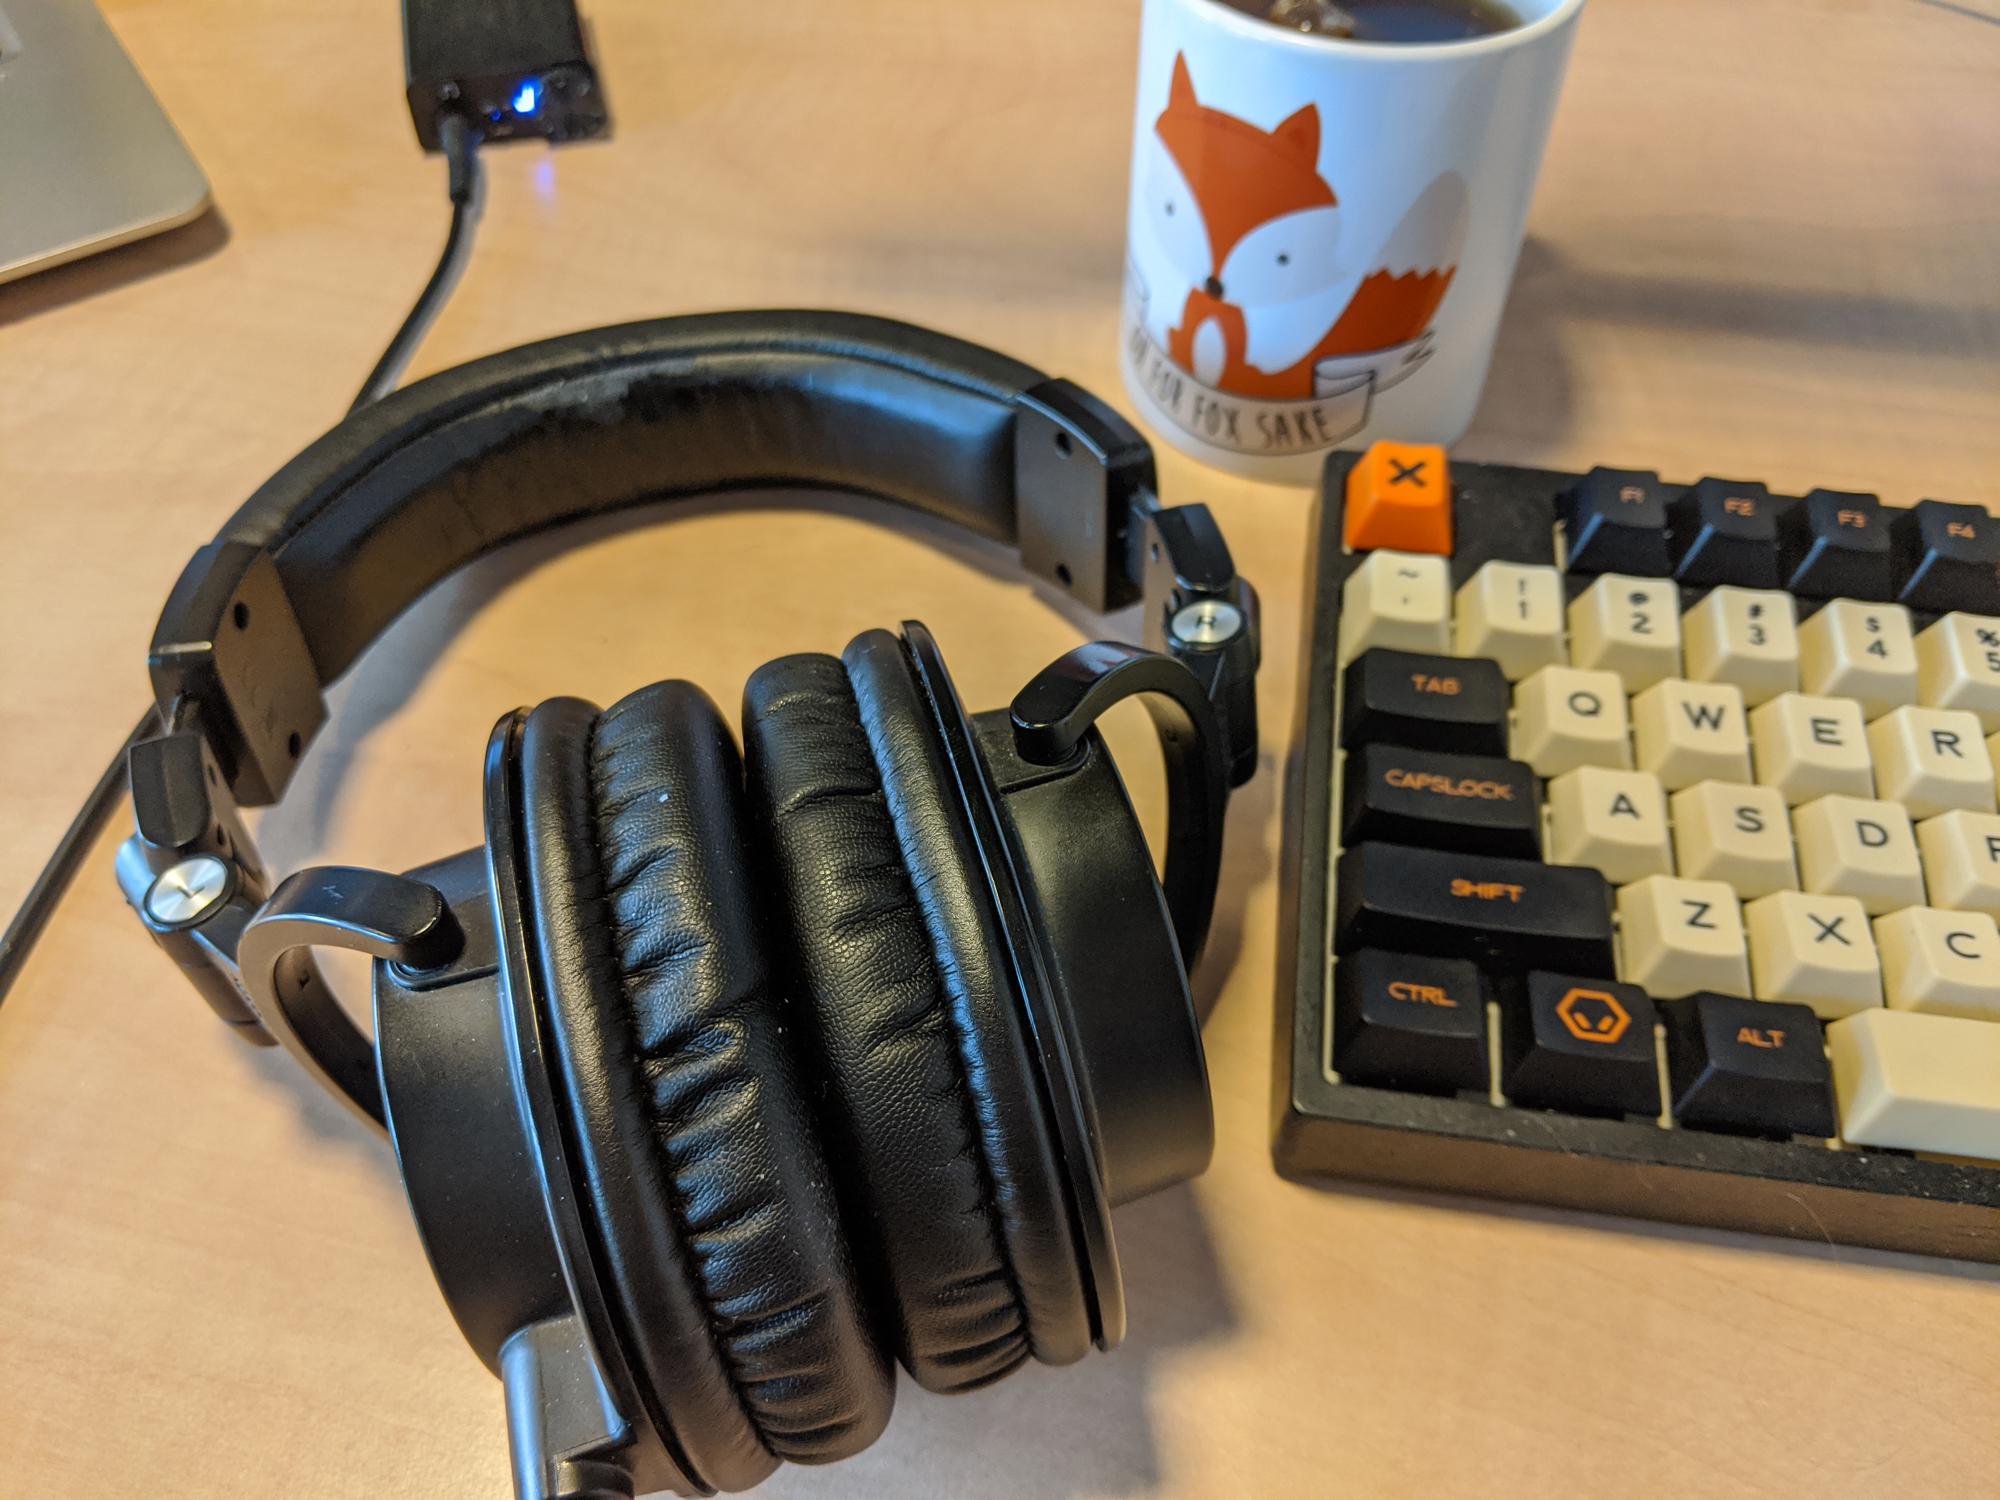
1215,0 -> 1522,43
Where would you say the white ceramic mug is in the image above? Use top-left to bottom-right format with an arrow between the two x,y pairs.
1120,0 -> 1584,483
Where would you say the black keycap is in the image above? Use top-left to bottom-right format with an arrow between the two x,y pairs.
1781,489 -> 1892,601
1342,743 -> 1540,858
1333,842 -> 1617,978
1340,648 -> 1509,757
1663,993 -> 1836,1140
1333,948 -> 1490,1096
1669,478 -> 1782,589
1561,467 -> 1672,576
1501,973 -> 1660,1118
1893,500 -> 2000,615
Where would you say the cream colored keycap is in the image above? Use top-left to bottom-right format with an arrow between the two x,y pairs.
1670,780 -> 1798,898
1748,692 -> 1874,803
1631,679 -> 1750,789
1917,810 -> 2000,919
1546,767 -> 1673,885
1681,587 -> 1800,705
1616,875 -> 1749,1000
1915,613 -> 2000,731
1798,599 -> 1918,718
1874,907 -> 2000,1021
1510,665 -> 1631,776
1793,795 -> 1926,914
1828,1008 -> 2000,1160
1990,729 -> 2000,787
1454,561 -> 1566,680
1338,549 -> 1451,662
1567,575 -> 1681,691
1866,705 -> 1998,818
1744,891 -> 1882,1019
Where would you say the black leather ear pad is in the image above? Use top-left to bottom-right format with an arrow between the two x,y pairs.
519,684 -> 893,1490
740,631 -> 1092,1394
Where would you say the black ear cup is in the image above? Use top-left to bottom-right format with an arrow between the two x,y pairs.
740,630 -> 1093,1392
518,683 -> 892,1492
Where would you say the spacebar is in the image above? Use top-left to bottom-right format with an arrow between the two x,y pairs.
1333,842 -> 1618,978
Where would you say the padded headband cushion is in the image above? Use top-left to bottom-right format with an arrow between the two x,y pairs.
520,684 -> 892,1490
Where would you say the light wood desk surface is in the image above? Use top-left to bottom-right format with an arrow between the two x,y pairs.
4,1 -> 1998,1495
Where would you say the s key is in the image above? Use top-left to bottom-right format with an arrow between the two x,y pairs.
1340,647 -> 1510,756
1341,743 -> 1541,857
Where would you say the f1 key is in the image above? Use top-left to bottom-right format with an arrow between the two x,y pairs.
1342,743 -> 1540,857
1340,648 -> 1509,756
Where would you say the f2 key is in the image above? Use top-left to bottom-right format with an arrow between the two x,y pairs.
1671,479 -> 1782,589
1340,648 -> 1510,757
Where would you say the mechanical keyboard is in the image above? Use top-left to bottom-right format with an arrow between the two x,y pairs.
1274,444 -> 2000,1260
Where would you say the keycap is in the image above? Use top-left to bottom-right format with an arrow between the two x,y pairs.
1669,781 -> 1798,898
1874,907 -> 2000,1021
1340,648 -> 1510,757
1510,665 -> 1631,776
1892,500 -> 2000,616
1669,478 -> 1782,589
1333,842 -> 1617,978
1916,810 -> 2000,918
1828,1008 -> 2000,1160
1679,587 -> 1800,705
1631,679 -> 1751,790
1792,794 -> 1926,914
1915,613 -> 2000,731
1546,767 -> 1673,884
1344,442 -> 1453,556
1865,705 -> 1997,818
1501,973 -> 1661,1118
1566,574 -> 1682,690
1616,875 -> 1750,1000
1338,549 -> 1452,663
1743,891 -> 1882,1020
1560,467 -> 1671,577
1781,489 -> 1893,601
1341,743 -> 1541,858
1748,692 -> 1874,803
1333,948 -> 1489,1096
1798,598 -> 1918,718
1454,561 -> 1567,680
1665,993 -> 1836,1139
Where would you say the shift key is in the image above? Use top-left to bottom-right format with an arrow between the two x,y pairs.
1335,842 -> 1618,977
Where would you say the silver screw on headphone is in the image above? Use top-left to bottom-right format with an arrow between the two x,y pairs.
142,854 -> 234,930
1170,598 -> 1244,647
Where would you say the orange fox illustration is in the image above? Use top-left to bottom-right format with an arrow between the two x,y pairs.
1141,52 -> 1462,403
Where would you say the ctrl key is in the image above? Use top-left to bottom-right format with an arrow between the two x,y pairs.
1334,949 -> 1490,1097
1664,993 -> 1836,1140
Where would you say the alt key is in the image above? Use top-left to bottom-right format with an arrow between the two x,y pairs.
1664,992 -> 1837,1140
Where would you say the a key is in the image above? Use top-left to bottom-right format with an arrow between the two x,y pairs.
1333,842 -> 1617,977
1748,692 -> 1874,803
1874,906 -> 2000,1021
1915,613 -> 2000,731
1339,648 -> 1510,757
1332,948 -> 1489,1096
1792,794 -> 1926,914
1566,574 -> 1682,690
1892,500 -> 2000,616
1743,891 -> 1882,1020
1616,875 -> 1750,1000
1780,489 -> 1893,601
1631,678 -> 1751,789
1828,1008 -> 2000,1160
1510,665 -> 1632,776
1798,598 -> 1918,717
1560,467 -> 1672,577
1915,809 -> 2000,918
1341,744 -> 1541,858
1865,705 -> 1997,818
1665,993 -> 1836,1139
1669,478 -> 1782,589
1680,587 -> 1800,705
1338,549 -> 1452,663
1454,561 -> 1567,680
1669,781 -> 1798,898
1500,972 -> 1661,1118
1545,767 -> 1673,884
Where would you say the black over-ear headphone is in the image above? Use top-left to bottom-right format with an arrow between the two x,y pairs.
116,311 -> 1259,1500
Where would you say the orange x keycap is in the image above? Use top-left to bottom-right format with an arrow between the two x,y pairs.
1344,441 -> 1452,555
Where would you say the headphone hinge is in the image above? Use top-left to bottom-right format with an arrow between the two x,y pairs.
1013,379 -> 1157,614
